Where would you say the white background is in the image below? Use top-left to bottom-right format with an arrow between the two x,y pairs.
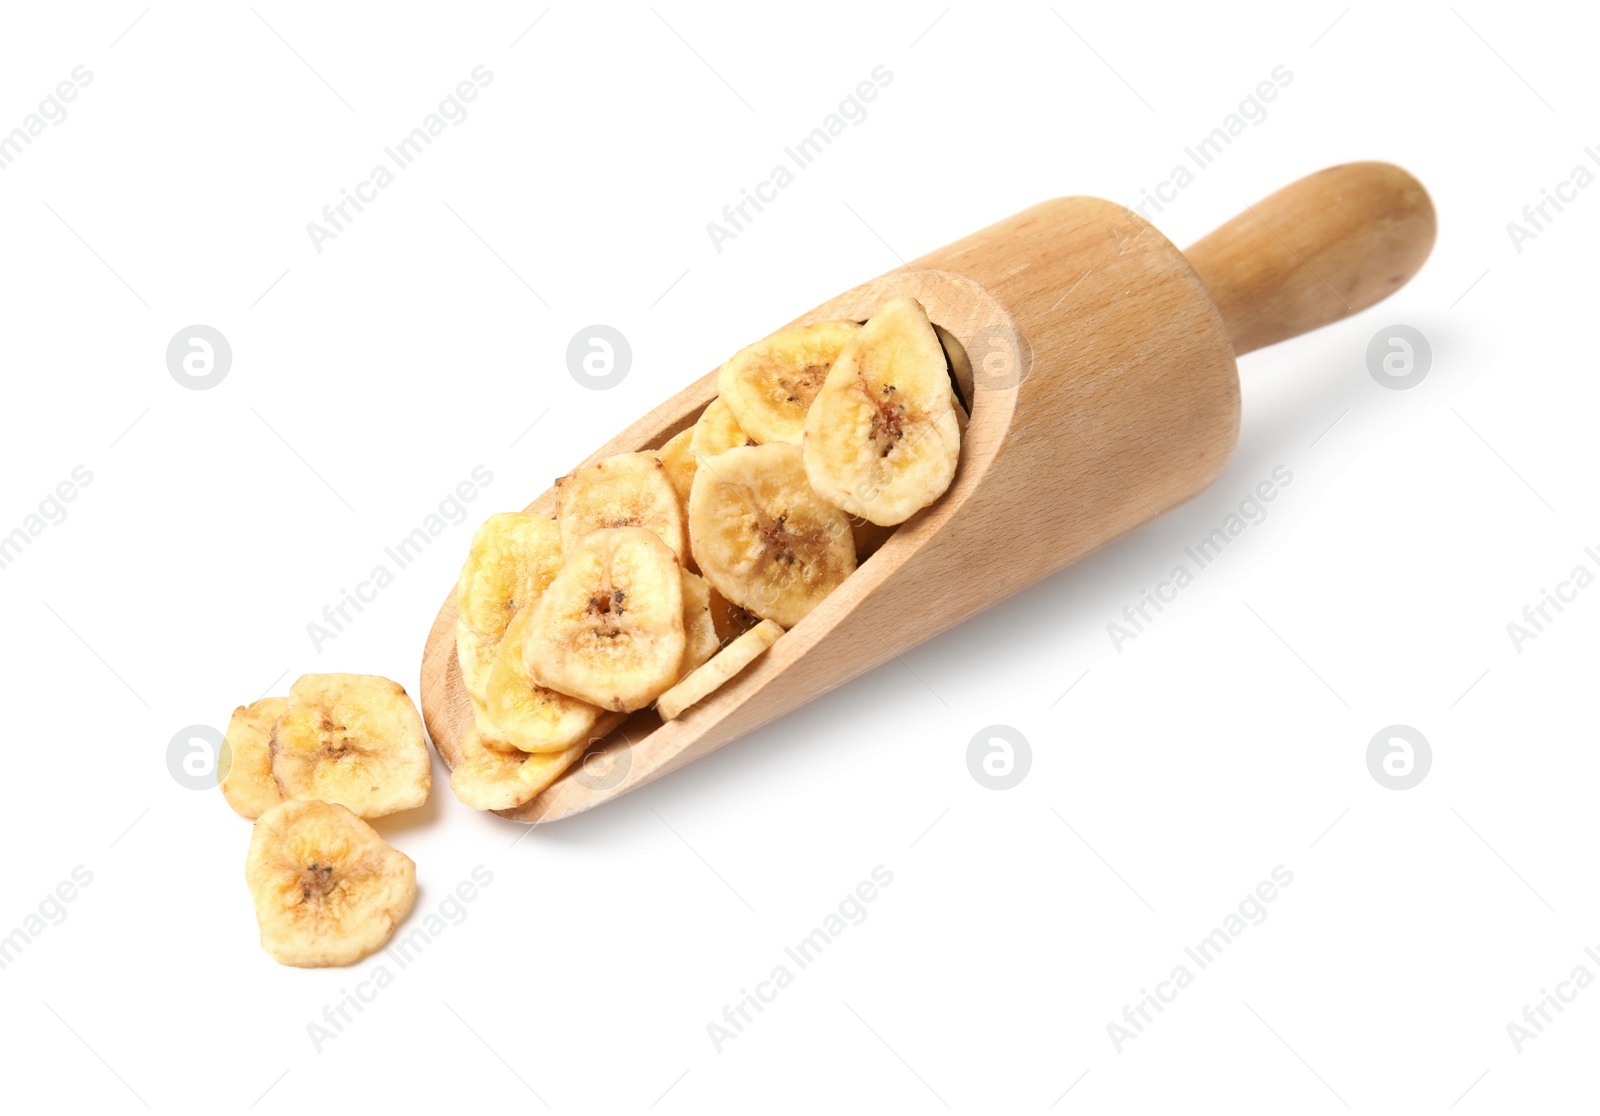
0,1 -> 1594,1112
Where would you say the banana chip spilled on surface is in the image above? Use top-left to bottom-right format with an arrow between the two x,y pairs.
245,800 -> 416,968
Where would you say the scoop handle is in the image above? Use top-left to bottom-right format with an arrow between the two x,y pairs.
1184,162 -> 1437,356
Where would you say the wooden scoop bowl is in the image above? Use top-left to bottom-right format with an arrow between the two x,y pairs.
421,161 -> 1436,823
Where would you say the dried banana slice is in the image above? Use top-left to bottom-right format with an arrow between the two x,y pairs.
658,619 -> 784,721
523,527 -> 687,712
688,442 -> 856,629
717,320 -> 861,444
657,426 -> 698,509
448,726 -> 593,812
803,297 -> 962,526
219,697 -> 287,819
481,605 -> 606,754
270,674 -> 431,818
245,799 -> 416,968
455,618 -> 499,702
681,570 -> 719,675
689,397 -> 755,462
455,512 -> 564,702
557,451 -> 688,565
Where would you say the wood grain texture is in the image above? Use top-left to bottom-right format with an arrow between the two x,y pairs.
1184,162 -> 1436,355
421,163 -> 1433,823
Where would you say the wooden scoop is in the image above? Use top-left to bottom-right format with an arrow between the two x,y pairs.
421,161 -> 1436,823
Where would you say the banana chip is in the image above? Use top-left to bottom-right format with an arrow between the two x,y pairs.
681,569 -> 719,675
689,397 -> 756,462
657,619 -> 784,721
717,320 -> 860,444
245,799 -> 416,968
448,726 -> 592,812
455,618 -> 499,702
803,297 -> 961,526
688,442 -> 856,629
455,512 -> 564,702
481,605 -> 606,754
219,697 -> 287,820
557,451 -> 688,565
933,322 -> 973,412
657,426 -> 698,510
523,527 -> 687,712
270,674 -> 431,818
